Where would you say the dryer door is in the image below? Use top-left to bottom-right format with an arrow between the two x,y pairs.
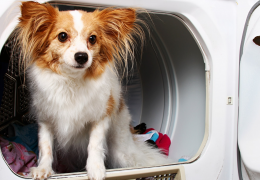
239,2 -> 260,179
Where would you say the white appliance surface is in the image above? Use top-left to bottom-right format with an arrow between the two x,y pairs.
0,0 -> 257,180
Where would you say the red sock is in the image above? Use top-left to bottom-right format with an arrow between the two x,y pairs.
143,128 -> 155,134
143,128 -> 171,156
157,134 -> 171,156
155,132 -> 163,146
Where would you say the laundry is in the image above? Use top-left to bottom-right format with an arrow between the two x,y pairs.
146,130 -> 159,142
133,133 -> 155,142
133,123 -> 147,134
4,123 -> 39,156
0,123 -> 39,176
0,136 -> 37,176
178,156 -> 191,162
144,128 -> 171,156
133,124 -> 171,156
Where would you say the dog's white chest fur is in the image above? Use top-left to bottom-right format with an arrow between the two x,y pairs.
28,64 -> 118,146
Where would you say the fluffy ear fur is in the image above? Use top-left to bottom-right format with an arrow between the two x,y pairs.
96,8 -> 136,40
94,8 -> 144,67
16,1 -> 58,67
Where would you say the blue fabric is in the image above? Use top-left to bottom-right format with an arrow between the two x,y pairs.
146,131 -> 159,142
5,123 -> 39,156
5,136 -> 33,152
178,158 -> 188,162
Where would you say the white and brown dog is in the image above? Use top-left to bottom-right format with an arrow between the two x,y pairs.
14,1 -> 169,180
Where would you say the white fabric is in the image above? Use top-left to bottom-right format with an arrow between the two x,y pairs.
133,133 -> 155,142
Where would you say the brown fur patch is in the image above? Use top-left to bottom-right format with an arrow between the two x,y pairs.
93,8 -> 137,63
35,11 -> 74,73
118,96 -> 125,113
130,125 -> 137,134
17,1 -> 59,72
84,8 -> 138,79
84,57 -> 108,79
35,53 -> 60,73
106,94 -> 115,116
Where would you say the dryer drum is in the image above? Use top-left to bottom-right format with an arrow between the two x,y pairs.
0,4 -> 206,175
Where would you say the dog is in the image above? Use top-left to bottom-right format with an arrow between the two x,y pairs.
13,1 -> 169,180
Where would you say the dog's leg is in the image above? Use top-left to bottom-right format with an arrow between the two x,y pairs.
86,117 -> 110,180
30,122 -> 54,180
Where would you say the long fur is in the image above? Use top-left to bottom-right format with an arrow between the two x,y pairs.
13,1 -> 169,180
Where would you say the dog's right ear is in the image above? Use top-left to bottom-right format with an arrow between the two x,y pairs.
17,1 -> 58,62
19,1 -> 58,33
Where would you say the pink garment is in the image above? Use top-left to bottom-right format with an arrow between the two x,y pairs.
0,137 -> 37,176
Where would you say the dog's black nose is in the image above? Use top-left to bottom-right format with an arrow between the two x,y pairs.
75,52 -> 88,64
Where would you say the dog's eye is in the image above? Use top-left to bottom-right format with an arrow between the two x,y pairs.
89,35 -> 97,44
58,32 -> 68,42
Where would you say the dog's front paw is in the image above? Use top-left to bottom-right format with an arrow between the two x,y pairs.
86,157 -> 106,180
29,166 -> 54,180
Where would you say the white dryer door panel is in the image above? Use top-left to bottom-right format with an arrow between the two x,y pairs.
239,3 -> 260,178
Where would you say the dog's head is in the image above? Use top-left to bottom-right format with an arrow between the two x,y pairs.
16,1 -> 143,78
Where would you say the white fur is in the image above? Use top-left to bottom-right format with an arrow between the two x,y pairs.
28,10 -> 170,180
61,11 -> 93,69
70,11 -> 84,34
30,122 -> 54,179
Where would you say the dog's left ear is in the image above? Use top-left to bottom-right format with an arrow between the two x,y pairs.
96,8 -> 136,41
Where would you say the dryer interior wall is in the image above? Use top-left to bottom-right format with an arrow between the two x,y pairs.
124,13 -> 206,162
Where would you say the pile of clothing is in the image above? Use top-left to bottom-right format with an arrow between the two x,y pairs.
0,122 -> 172,176
0,123 -> 38,176
132,123 -> 171,156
